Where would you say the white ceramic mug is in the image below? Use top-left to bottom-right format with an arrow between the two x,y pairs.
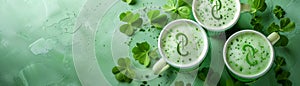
152,19 -> 209,75
192,0 -> 250,31
223,30 -> 280,82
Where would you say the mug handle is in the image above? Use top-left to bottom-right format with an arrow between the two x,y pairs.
267,32 -> 280,45
152,58 -> 170,75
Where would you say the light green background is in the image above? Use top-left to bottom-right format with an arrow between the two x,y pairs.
0,0 -> 299,86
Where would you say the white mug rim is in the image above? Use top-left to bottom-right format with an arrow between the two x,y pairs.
223,30 -> 274,79
158,19 -> 209,69
192,0 -> 241,31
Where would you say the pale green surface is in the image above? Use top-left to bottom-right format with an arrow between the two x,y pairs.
0,0 -> 85,85
1,0 -> 300,86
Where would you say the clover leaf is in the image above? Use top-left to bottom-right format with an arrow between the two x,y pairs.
278,79 -> 292,86
178,6 -> 191,19
120,24 -> 134,36
267,22 -> 280,33
122,0 -> 136,5
274,56 -> 287,67
163,0 -> 192,19
274,35 -> 289,47
273,5 -> 286,19
248,0 -> 267,13
163,0 -> 177,12
147,10 -> 168,29
280,18 -> 295,32
120,11 -> 140,23
111,57 -> 135,83
119,11 -> 143,36
267,19 -> 295,33
132,42 -> 151,67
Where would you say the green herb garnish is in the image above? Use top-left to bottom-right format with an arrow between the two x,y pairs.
121,0 -> 136,5
132,42 -> 152,67
147,10 -> 168,29
273,5 -> 286,19
112,57 -> 135,83
248,0 -> 267,13
163,0 -> 191,19
119,11 -> 143,36
280,18 -> 296,32
274,35 -> 288,47
267,18 -> 296,33
274,56 -> 292,86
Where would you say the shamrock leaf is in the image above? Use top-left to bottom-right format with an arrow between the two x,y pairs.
118,57 -> 131,67
163,0 -> 192,19
250,15 -> 262,25
112,57 -> 135,83
267,22 -> 280,34
276,70 -> 290,81
120,11 -> 140,23
273,5 -> 286,19
274,35 -> 289,47
163,0 -> 177,12
147,10 -> 168,29
131,18 -> 143,27
280,18 -> 295,32
122,0 -> 136,5
274,56 -> 287,66
178,6 -> 191,19
132,42 -> 151,67
147,10 -> 160,20
277,79 -> 292,86
248,0 -> 267,13
120,24 -> 134,36
119,11 -> 143,36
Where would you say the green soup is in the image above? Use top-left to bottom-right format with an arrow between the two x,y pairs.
226,32 -> 271,75
161,23 -> 205,65
194,0 -> 239,28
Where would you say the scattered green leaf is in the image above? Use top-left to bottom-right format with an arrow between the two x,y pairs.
273,5 -> 286,19
131,18 -> 143,27
147,10 -> 160,20
147,10 -> 168,29
248,0 -> 267,13
119,11 -> 143,36
163,0 -> 177,12
122,0 -> 136,5
250,15 -> 262,25
276,70 -> 290,81
112,58 -> 135,83
163,0 -> 191,19
280,18 -> 296,32
178,6 -> 191,19
120,11 -> 140,23
274,56 -> 287,66
132,42 -> 151,67
267,22 -> 280,34
277,79 -> 292,86
120,24 -> 134,36
274,35 -> 289,47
